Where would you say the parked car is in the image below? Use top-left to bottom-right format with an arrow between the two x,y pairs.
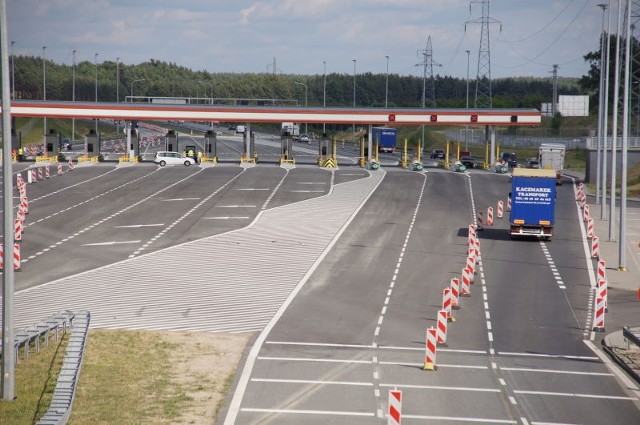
430,149 -> 445,159
299,134 -> 310,143
460,156 -> 476,168
228,125 -> 236,131
154,151 -> 196,167
527,159 -> 540,169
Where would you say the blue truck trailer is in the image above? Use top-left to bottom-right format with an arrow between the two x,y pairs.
509,168 -> 557,240
372,127 -> 397,153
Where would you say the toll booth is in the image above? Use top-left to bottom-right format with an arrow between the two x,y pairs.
318,133 -> 329,160
45,129 -> 61,157
165,130 -> 178,152
11,128 -> 21,157
204,130 -> 217,158
85,129 -> 99,156
129,128 -> 140,158
243,131 -> 255,158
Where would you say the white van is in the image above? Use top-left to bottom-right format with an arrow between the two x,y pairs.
154,151 -> 196,166
235,125 -> 246,134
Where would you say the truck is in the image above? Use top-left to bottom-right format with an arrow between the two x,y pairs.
509,168 -> 557,240
538,143 -> 565,185
372,127 -> 397,153
281,122 -> 300,139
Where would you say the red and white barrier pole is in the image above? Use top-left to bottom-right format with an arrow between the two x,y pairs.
14,219 -> 22,242
587,217 -> 594,238
437,309 -> 448,345
497,200 -> 504,218
593,294 -> 605,332
461,266 -> 472,294
591,236 -> 600,259
57,163 -> 63,175
506,196 -> 512,211
597,279 -> 608,311
13,244 -> 21,271
583,204 -> 590,222
486,207 -> 494,226
37,167 -> 43,180
387,389 -> 402,425
423,327 -> 437,371
28,169 -> 35,184
68,159 -> 74,170
597,260 -> 607,283
466,255 -> 476,278
450,278 -> 460,309
45,165 -> 50,179
442,288 -> 455,322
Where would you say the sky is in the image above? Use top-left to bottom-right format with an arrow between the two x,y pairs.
7,0 -> 609,80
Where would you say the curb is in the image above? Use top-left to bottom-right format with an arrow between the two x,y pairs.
601,336 -> 640,386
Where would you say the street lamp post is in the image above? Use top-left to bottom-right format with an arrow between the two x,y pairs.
10,41 -> 15,99
323,60 -> 326,134
596,3 -> 608,206
294,81 -> 308,134
94,53 -> 99,135
385,55 -> 389,108
465,49 -> 470,150
42,46 -> 46,138
116,57 -> 120,103
72,49 -> 76,142
352,59 -> 356,146
131,78 -> 144,98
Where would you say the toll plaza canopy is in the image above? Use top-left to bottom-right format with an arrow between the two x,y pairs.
3,101 -> 541,127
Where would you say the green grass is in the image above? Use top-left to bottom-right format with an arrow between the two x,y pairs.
0,331 -> 69,425
16,118 -> 118,146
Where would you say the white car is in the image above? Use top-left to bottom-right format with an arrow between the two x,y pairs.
299,134 -> 310,143
154,151 -> 196,167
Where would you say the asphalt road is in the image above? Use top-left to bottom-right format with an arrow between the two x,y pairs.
3,157 -> 639,424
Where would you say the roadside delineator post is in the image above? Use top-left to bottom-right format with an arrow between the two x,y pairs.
591,236 -> 600,259
442,288 -> 455,322
466,255 -> 476,278
37,167 -> 43,180
597,279 -> 608,312
476,211 -> 484,230
587,217 -> 594,238
68,159 -> 74,170
423,327 -> 437,371
387,389 -> 402,425
437,309 -> 448,344
461,266 -> 472,294
28,169 -> 35,184
593,294 -> 605,332
450,278 -> 460,309
583,204 -> 590,222
497,201 -> 504,218
597,260 -> 607,283
45,165 -> 50,179
13,244 -> 21,271
57,163 -> 63,175
14,219 -> 22,242
506,197 -> 512,211
486,207 -> 494,226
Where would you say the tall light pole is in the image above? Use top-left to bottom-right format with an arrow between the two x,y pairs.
72,49 -> 76,142
294,81 -> 308,134
352,59 -> 356,146
609,0 -> 623,241
116,57 -> 120,102
596,3 -> 608,206
94,53 -> 99,135
465,49 -> 471,150
131,78 -> 144,98
42,46 -> 47,140
601,0 -> 611,220
10,40 -> 15,99
385,55 -> 389,108
323,60 -> 326,134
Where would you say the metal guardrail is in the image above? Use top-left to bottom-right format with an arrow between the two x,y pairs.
36,310 -> 90,425
623,326 -> 640,348
585,136 -> 640,150
0,310 -> 75,362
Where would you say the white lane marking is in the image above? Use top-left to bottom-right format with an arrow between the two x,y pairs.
379,361 -> 488,370
241,408 -> 375,417
380,383 -> 500,393
202,216 -> 250,220
257,356 -> 372,364
500,367 -> 613,376
497,352 -> 598,360
82,240 -> 141,247
161,197 -> 200,201
235,188 -> 270,191
114,224 -> 164,228
289,190 -> 325,193
215,205 -> 256,208
401,414 -> 516,424
509,396 -> 518,405
513,390 -> 636,400
251,378 -> 373,386
297,182 -> 325,185
263,341 -> 488,354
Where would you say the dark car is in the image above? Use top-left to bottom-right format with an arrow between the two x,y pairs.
60,138 -> 72,150
501,152 -> 518,167
460,156 -> 476,168
430,149 -> 445,159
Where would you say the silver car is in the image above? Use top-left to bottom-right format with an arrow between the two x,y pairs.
154,151 -> 196,167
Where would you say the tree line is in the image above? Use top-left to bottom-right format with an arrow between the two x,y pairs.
10,56 -> 585,110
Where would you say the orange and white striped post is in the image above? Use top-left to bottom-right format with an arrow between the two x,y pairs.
68,159 -> 74,170
14,219 -> 23,241
591,236 -> 600,259
593,294 -> 606,332
597,279 -> 608,311
506,196 -> 512,211
486,207 -> 494,226
461,266 -> 472,294
37,167 -> 43,180
45,165 -> 50,179
450,278 -> 460,309
476,211 -> 484,229
13,243 -> 21,271
57,163 -> 63,175
442,288 -> 455,322
423,327 -> 437,371
437,309 -> 448,345
497,200 -> 504,218
388,389 -> 402,425
583,204 -> 590,222
597,260 -> 607,283
587,217 -> 594,238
